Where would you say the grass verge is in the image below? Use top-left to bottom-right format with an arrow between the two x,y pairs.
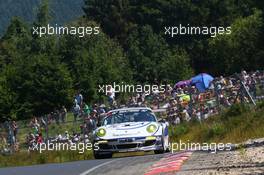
169,102 -> 264,144
0,150 -> 93,168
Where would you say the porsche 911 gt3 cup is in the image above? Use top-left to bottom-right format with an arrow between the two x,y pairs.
92,107 -> 169,159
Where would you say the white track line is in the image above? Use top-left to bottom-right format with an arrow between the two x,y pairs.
79,160 -> 116,175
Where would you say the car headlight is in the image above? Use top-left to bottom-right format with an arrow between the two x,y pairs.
147,124 -> 157,133
96,128 -> 106,137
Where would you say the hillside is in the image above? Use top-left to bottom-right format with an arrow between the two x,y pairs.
0,0 -> 84,35
169,103 -> 264,144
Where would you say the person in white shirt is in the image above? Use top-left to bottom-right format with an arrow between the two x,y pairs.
107,85 -> 115,106
73,104 -> 81,122
75,90 -> 83,107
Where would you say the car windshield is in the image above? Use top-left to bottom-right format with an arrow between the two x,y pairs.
102,110 -> 156,125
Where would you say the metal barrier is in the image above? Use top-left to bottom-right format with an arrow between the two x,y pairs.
0,114 -> 86,153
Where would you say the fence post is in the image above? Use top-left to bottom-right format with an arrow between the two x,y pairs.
45,116 -> 49,143
213,81 -> 221,112
188,86 -> 193,117
241,81 -> 256,106
7,121 -> 14,153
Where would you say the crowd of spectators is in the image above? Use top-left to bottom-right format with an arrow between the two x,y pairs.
24,91 -> 109,151
124,70 -> 264,125
1,70 -> 264,152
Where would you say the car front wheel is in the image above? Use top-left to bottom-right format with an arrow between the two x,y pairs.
154,137 -> 165,154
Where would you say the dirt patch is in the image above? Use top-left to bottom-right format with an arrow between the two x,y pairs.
177,146 -> 264,175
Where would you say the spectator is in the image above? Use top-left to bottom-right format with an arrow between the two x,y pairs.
107,85 -> 115,106
75,90 -> 83,107
54,108 -> 60,125
36,133 -> 43,144
30,117 -> 40,135
83,134 -> 90,143
26,132 -> 36,151
83,103 -> 91,118
72,132 -> 80,143
90,110 -> 98,129
59,131 -> 70,142
11,120 -> 18,143
60,106 -> 67,123
73,103 -> 81,122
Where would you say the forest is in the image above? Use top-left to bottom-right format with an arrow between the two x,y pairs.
0,0 -> 264,120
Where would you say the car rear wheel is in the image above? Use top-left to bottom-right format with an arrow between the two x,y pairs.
94,151 -> 112,159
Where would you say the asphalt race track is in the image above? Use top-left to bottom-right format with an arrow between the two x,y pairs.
0,153 -> 168,175
2,147 -> 263,175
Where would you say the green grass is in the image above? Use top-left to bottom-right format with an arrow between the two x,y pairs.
169,102 -> 264,144
0,150 -> 93,167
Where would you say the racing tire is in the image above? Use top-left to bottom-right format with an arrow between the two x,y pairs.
154,149 -> 165,154
154,138 -> 165,154
165,136 -> 170,153
94,151 -> 112,159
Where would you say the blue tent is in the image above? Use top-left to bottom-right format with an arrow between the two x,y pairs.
191,73 -> 214,93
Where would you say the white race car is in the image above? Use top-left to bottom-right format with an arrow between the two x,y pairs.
92,107 -> 170,159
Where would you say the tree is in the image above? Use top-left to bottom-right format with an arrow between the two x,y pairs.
59,18 -> 132,102
207,9 -> 264,75
160,48 -> 193,83
0,54 -> 73,120
0,17 -> 32,67
126,25 -> 193,83
31,0 -> 57,55
83,0 -> 134,44
0,0 -> 74,120
83,0 -> 263,76
0,71 -> 17,121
